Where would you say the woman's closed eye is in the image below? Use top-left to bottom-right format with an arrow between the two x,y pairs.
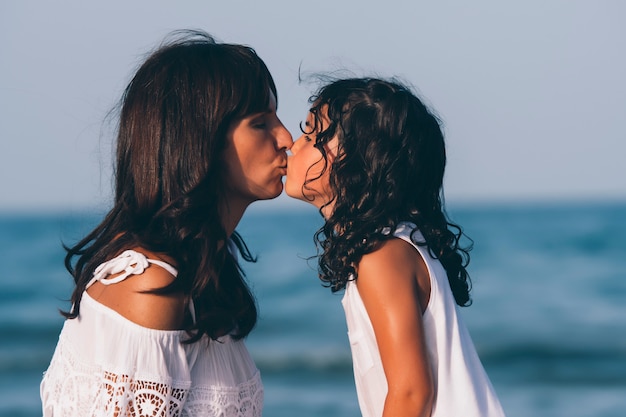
250,113 -> 271,130
253,120 -> 267,129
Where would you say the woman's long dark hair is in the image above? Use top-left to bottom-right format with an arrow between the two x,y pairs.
63,30 -> 278,342
305,78 -> 472,306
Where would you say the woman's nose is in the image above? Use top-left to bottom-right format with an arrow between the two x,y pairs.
277,125 -> 293,151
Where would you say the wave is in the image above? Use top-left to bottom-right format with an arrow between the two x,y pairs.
480,342 -> 626,387
4,334 -> 626,388
253,351 -> 354,375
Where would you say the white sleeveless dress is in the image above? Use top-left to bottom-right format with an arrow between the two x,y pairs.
41,249 -> 263,417
342,222 -> 506,417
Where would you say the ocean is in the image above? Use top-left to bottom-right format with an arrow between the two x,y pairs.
0,200 -> 625,417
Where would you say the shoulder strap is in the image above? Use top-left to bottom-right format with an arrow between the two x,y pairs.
394,221 -> 425,245
84,250 -> 196,324
85,250 -> 178,289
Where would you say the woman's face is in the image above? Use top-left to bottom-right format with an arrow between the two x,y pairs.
222,92 -> 293,207
285,107 -> 338,217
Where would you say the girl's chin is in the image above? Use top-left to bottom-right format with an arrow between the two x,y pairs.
283,192 -> 315,208
283,185 -> 302,201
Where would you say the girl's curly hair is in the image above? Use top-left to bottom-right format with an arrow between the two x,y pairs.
305,77 -> 472,306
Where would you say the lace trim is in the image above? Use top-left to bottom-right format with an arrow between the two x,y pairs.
42,342 -> 263,417
94,372 -> 187,417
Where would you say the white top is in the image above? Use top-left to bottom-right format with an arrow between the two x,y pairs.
341,222 -> 506,417
41,250 -> 263,417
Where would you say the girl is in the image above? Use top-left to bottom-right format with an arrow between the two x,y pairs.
286,78 -> 505,417
40,30 -> 293,416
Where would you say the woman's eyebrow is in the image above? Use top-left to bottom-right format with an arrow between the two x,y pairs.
249,108 -> 272,118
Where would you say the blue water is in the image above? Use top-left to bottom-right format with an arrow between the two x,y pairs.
1,200 -> 625,417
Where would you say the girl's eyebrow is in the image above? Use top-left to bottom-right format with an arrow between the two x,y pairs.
303,119 -> 315,134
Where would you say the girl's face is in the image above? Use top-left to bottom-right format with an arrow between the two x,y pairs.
223,92 -> 293,207
285,107 -> 338,217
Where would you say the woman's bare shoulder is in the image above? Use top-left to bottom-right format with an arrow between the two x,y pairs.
86,248 -> 187,330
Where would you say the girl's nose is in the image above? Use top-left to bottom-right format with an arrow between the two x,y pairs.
290,136 -> 306,154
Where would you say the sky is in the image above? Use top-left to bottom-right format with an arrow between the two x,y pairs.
1,0 -> 625,213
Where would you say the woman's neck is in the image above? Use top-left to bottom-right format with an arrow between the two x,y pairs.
220,198 -> 249,237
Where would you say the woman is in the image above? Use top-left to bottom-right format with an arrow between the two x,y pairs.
40,30 -> 293,416
286,77 -> 505,417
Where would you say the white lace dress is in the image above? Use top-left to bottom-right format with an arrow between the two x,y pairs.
41,250 -> 263,417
